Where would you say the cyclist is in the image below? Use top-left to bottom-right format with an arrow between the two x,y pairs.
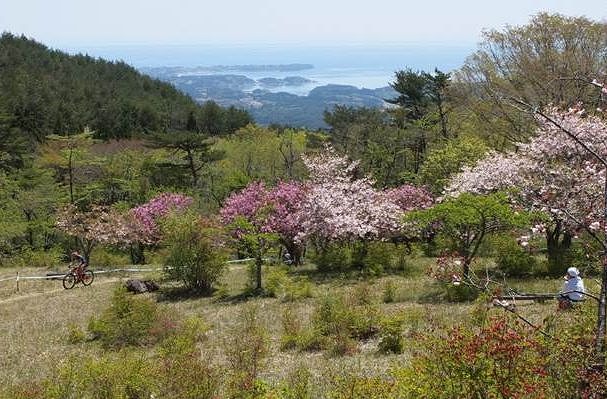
70,251 -> 88,273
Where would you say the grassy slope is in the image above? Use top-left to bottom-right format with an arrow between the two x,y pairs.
0,259 -> 574,388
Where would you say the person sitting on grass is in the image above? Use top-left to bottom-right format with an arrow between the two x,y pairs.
558,267 -> 585,309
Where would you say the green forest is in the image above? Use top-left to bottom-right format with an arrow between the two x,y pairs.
2,12 -> 607,399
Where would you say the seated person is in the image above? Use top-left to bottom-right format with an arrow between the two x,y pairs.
559,267 -> 585,309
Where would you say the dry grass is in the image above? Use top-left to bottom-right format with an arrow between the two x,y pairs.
0,259 -> 574,389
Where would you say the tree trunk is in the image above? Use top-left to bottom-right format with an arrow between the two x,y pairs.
546,224 -> 572,276
68,146 -> 74,204
255,255 -> 263,292
595,173 -> 607,361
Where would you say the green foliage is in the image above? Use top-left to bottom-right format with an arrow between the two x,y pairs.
156,316 -> 220,399
280,305 -> 303,350
66,323 -> 86,344
443,283 -> 479,303
162,212 -> 228,294
0,33 -> 251,144
313,243 -> 352,273
289,293 -> 381,355
409,192 -> 527,274
7,247 -> 62,269
265,266 -> 314,301
207,126 -> 308,202
90,247 -> 130,269
378,315 -> 405,354
42,352 -> 157,399
493,235 -> 538,277
419,136 -> 489,194
87,286 -> 173,348
225,304 -> 270,397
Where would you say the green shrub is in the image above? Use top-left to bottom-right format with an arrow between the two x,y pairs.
225,304 -> 269,396
443,283 -> 478,302
280,305 -> 302,350
313,243 -> 352,273
382,280 -> 397,303
42,352 -> 158,399
359,242 -> 395,275
157,317 -> 220,399
280,365 -> 313,399
162,213 -> 227,294
9,247 -> 62,269
389,316 -> 556,399
266,266 -> 315,301
300,293 -> 381,354
378,316 -> 405,354
88,286 -> 174,348
494,235 -> 538,277
90,248 -> 130,269
66,323 -> 86,344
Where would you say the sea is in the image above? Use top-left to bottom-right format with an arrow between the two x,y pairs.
64,43 -> 474,96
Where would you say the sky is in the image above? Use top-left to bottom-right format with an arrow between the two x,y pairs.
1,0 -> 606,48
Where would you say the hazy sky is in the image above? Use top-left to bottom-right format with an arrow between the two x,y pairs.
1,0 -> 606,47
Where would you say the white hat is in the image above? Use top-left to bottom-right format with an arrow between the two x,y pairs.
567,267 -> 580,277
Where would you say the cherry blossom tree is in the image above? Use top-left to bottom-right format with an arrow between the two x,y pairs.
220,180 -> 307,265
296,147 -> 413,245
447,104 -> 607,357
56,205 -> 133,262
127,193 -> 193,264
129,193 -> 193,244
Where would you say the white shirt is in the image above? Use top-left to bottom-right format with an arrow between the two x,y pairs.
562,276 -> 585,301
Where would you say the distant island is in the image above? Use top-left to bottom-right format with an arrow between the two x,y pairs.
142,64 -> 396,129
141,63 -> 314,78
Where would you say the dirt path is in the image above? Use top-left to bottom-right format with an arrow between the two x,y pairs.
0,278 -> 122,306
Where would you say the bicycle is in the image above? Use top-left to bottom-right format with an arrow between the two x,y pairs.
62,264 -> 94,289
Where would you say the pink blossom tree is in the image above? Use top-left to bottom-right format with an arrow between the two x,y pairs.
129,193 -> 193,244
128,193 -> 193,263
296,147 -> 432,246
220,180 -> 307,264
56,205 -> 133,263
447,104 -> 607,357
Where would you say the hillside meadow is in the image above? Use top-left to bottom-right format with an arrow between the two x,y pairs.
0,257 -> 583,398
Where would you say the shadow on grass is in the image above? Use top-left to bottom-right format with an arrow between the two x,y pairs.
156,285 -> 216,302
212,288 -> 274,304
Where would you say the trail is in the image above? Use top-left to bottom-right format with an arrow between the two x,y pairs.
0,278 -> 122,306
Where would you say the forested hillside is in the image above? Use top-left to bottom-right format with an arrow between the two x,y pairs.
0,33 -> 252,167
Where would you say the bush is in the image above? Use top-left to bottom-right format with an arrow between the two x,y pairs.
313,243 -> 352,273
225,304 -> 269,396
90,248 -> 130,269
42,352 -> 158,399
391,316 -> 554,399
378,316 -> 405,354
295,293 -> 381,355
88,286 -> 175,348
162,213 -> 228,294
382,280 -> 397,303
443,283 -> 478,302
8,247 -> 62,269
66,323 -> 86,344
358,242 -> 394,275
157,317 -> 220,399
265,266 -> 315,301
281,305 -> 302,350
494,235 -> 538,277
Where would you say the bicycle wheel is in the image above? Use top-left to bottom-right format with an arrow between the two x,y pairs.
62,273 -> 76,289
81,270 -> 94,286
